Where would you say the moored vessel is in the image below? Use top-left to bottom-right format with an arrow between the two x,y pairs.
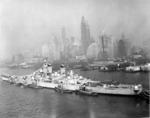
0,63 -> 143,96
86,83 -> 142,96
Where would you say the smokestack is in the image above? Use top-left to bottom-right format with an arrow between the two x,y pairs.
60,64 -> 65,74
43,63 -> 48,74
47,64 -> 52,73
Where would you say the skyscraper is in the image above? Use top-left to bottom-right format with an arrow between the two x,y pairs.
117,35 -> 127,58
97,34 -> 115,60
61,27 -> 70,60
81,16 -> 92,54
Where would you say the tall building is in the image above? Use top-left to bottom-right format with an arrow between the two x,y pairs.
61,27 -> 70,60
62,27 -> 66,43
41,43 -> 49,58
81,16 -> 92,54
104,35 -> 114,58
97,34 -> 114,60
117,35 -> 127,58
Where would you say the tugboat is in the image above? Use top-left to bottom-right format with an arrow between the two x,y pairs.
139,89 -> 150,103
0,74 -> 17,84
55,84 -> 73,94
76,85 -> 98,96
0,74 -> 11,82
125,66 -> 141,72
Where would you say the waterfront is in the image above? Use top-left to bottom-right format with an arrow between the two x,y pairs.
0,68 -> 149,118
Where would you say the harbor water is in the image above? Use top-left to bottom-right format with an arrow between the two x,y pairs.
0,68 -> 149,118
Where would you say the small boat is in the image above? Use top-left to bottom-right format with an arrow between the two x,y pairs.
55,85 -> 73,93
0,74 -> 10,82
99,65 -> 117,72
139,89 -> 150,102
19,62 -> 32,69
78,90 -> 98,96
77,89 -> 98,96
75,85 -> 98,96
27,83 -> 42,88
0,74 -> 17,84
7,64 -> 18,69
125,66 -> 141,72
21,65 -> 32,69
80,66 -> 91,71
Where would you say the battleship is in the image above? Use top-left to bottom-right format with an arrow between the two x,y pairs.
0,63 -> 143,96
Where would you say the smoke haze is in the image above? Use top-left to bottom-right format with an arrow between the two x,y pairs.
0,0 -> 150,60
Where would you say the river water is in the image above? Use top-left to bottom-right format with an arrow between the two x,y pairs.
0,68 -> 149,118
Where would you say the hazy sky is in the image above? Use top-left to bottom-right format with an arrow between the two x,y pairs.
0,0 -> 150,60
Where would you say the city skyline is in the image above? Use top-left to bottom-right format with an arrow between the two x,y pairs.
0,0 -> 150,60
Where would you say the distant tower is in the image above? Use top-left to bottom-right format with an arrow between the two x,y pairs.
62,27 -> 66,42
41,44 -> 49,58
98,33 -> 114,60
61,27 -> 69,59
100,34 -> 108,60
117,35 -> 127,58
81,16 -> 91,54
